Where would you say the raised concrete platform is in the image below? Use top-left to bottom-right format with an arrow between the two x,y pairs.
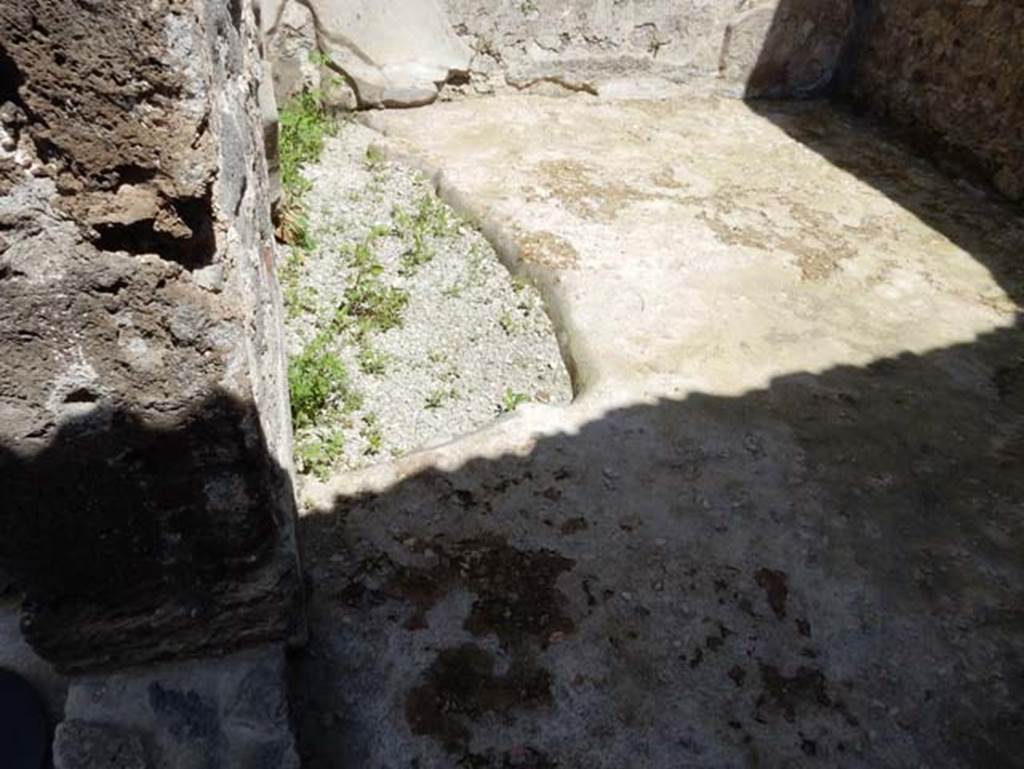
295,95 -> 1024,768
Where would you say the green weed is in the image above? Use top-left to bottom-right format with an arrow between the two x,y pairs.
288,332 -> 361,429
392,193 -> 455,277
360,413 -> 384,456
279,89 -> 335,198
442,282 -> 464,299
338,273 -> 408,337
424,387 -> 457,410
276,88 -> 335,258
398,232 -> 433,276
333,236 -> 409,338
358,344 -> 389,376
365,145 -> 386,171
498,388 -> 530,414
348,239 -> 378,272
280,249 -> 318,320
295,427 -> 346,480
499,312 -> 517,335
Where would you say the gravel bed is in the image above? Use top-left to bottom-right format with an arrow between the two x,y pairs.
284,119 -> 572,477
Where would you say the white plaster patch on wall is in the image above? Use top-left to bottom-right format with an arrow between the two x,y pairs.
45,347 -> 104,419
163,11 -> 208,119
0,124 -> 34,174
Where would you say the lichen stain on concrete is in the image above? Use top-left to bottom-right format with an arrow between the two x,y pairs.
756,663 -> 854,727
349,535 -> 578,757
405,644 -> 552,752
754,567 -> 788,619
384,535 -> 576,646
531,158 -> 662,222
515,229 -> 579,271
694,191 -> 864,282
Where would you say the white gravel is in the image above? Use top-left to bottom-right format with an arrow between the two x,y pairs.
284,118 -> 572,477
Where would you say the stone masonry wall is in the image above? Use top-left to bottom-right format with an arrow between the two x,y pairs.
262,0 -> 855,108
844,0 -> 1024,202
0,0 -> 303,672
261,0 -> 1021,207
444,0 -> 853,98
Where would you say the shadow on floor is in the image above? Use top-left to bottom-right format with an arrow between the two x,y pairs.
291,128 -> 1024,760
294,317 -> 1023,768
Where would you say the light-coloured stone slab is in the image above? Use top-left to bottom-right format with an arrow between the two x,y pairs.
443,0 -> 853,98
364,95 -> 1019,401
306,0 -> 472,107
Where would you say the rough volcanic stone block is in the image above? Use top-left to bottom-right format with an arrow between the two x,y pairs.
443,0 -> 735,89
263,0 -> 321,105
260,0 -> 856,105
61,647 -> 298,769
53,722 -> 149,769
439,0 -> 853,97
720,0 -> 854,98
845,0 -> 1024,202
0,0 -> 302,671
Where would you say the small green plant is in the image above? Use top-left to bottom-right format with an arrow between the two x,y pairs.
288,333 -> 361,428
349,239 -> 378,272
338,273 -> 409,337
368,224 -> 391,240
360,413 -> 383,456
275,88 -> 335,255
333,236 -> 410,339
357,344 -> 389,375
442,282 -> 464,299
499,312 -> 518,336
279,249 -> 317,319
424,387 -> 457,410
416,193 -> 452,237
278,89 -> 335,198
498,388 -> 530,414
309,50 -> 331,68
365,145 -> 386,171
289,329 -> 363,477
392,193 -> 456,277
295,427 -> 346,480
398,231 -> 433,276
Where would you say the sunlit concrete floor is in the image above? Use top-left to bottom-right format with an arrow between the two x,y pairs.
293,93 -> 1024,768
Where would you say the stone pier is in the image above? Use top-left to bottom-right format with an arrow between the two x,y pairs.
0,0 -> 303,765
